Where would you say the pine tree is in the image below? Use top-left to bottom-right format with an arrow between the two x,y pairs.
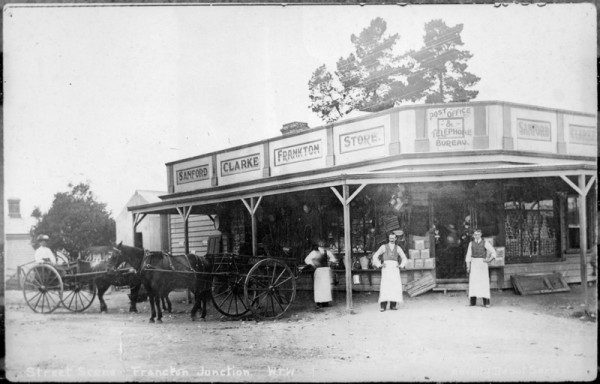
411,19 -> 480,103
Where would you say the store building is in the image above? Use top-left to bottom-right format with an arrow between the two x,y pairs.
128,101 -> 597,309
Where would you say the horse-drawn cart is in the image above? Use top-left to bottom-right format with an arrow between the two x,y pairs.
114,244 -> 309,321
18,259 -> 101,313
210,254 -> 301,320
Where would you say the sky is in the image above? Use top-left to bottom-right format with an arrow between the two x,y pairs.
3,3 -> 597,219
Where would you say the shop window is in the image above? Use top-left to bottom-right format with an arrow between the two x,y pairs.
504,198 -> 559,263
566,195 -> 593,251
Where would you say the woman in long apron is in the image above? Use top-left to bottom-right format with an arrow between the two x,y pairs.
304,240 -> 337,308
465,229 -> 497,308
372,233 -> 408,311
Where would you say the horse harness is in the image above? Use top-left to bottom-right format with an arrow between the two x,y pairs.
141,250 -> 196,273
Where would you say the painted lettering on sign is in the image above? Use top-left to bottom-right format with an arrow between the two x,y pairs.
428,107 -> 474,151
339,126 -> 385,154
569,125 -> 596,145
428,107 -> 472,120
517,119 -> 551,141
274,140 -> 322,166
176,165 -> 209,185
221,153 -> 261,176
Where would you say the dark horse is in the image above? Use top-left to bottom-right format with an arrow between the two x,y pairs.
113,243 -> 211,323
75,257 -> 143,313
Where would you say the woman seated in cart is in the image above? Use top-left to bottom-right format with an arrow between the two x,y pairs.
34,234 -> 69,275
34,234 -> 57,264
304,240 -> 337,309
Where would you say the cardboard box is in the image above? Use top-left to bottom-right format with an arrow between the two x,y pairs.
409,249 -> 420,259
424,258 -> 435,269
405,259 -> 414,269
420,249 -> 430,259
414,259 -> 424,268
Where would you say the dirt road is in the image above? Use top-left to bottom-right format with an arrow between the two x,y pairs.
2,285 -> 597,382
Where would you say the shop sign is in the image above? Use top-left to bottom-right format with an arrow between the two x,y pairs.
176,164 -> 209,185
517,119 -> 551,141
428,107 -> 473,151
274,140 -> 322,166
569,124 -> 596,144
339,126 -> 385,153
221,153 -> 261,176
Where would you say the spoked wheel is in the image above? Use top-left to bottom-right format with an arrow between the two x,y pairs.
211,258 -> 251,317
62,279 -> 97,312
244,258 -> 296,320
23,264 -> 63,313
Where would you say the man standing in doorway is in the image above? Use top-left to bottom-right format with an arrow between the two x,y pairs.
465,229 -> 497,308
372,232 -> 408,311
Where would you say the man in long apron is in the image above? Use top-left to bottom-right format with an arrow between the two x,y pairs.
465,229 -> 497,308
304,240 -> 337,308
372,233 -> 408,312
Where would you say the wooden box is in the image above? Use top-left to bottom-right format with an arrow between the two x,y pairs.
410,235 -> 430,250
420,249 -> 430,259
424,258 -> 435,269
484,237 -> 495,247
414,240 -> 426,250
409,249 -> 420,259
405,273 -> 436,297
489,247 -> 505,267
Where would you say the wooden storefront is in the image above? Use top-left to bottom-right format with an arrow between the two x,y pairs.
128,100 -> 597,310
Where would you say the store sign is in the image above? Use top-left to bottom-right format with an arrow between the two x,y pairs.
176,164 -> 209,185
569,125 -> 596,144
274,140 -> 322,166
221,153 -> 261,176
428,107 -> 473,151
517,119 -> 551,141
339,126 -> 385,153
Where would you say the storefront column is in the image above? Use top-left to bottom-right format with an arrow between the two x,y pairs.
560,174 -> 596,314
175,206 -> 193,254
241,196 -> 263,256
331,183 -> 367,312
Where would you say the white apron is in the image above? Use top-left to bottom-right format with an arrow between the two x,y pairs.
313,267 -> 333,303
468,258 -> 491,299
378,260 -> 403,303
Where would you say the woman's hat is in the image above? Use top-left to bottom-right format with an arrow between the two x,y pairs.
37,234 -> 50,241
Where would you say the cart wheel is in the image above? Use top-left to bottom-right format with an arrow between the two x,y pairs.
62,279 -> 97,312
244,258 -> 296,320
211,258 -> 251,317
23,264 -> 63,313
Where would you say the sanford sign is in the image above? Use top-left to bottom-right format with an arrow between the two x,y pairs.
176,165 -> 209,184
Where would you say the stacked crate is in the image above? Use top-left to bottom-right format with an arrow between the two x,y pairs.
406,235 -> 435,269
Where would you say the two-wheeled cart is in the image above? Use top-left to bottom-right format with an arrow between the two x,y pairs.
209,253 -> 309,320
18,256 -> 105,313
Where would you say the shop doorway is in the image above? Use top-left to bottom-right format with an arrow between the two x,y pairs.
433,196 -> 469,280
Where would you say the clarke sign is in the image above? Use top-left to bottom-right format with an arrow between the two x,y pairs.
221,153 -> 261,176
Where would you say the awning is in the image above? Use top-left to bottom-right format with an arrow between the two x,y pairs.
128,161 -> 596,215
